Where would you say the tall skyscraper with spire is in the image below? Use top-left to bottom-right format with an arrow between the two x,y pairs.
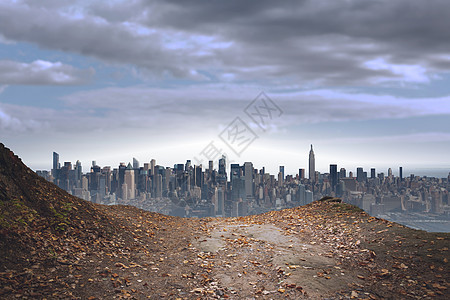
309,144 -> 315,182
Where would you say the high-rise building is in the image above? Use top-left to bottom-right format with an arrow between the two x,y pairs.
399,167 -> 403,181
150,159 -> 156,176
277,172 -> 283,187
185,160 -> 191,171
124,163 -> 135,200
309,145 -> 315,182
339,168 -> 346,178
356,167 -> 364,182
52,152 -> 60,171
52,152 -> 60,183
244,162 -> 254,199
371,168 -> 376,179
230,164 -> 243,202
218,155 -> 226,175
330,164 -> 338,191
194,165 -> 203,187
133,157 -> 139,169
118,163 -> 126,198
298,168 -> 305,179
279,166 -> 285,181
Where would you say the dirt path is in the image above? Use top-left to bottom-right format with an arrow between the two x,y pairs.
193,219 -> 366,299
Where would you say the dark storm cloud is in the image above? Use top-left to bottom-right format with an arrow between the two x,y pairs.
1,0 -> 450,84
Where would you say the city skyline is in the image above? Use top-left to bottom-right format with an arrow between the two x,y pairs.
1,1 -> 450,175
37,146 -> 449,179
46,148 -> 421,180
38,147 -> 448,225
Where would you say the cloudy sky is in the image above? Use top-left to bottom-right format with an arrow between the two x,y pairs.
1,0 -> 449,177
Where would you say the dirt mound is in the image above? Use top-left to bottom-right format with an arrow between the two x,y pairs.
193,202 -> 449,298
0,143 -> 449,299
0,144 -> 204,299
0,143 -> 118,269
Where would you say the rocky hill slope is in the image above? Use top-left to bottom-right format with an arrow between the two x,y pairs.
0,143 -> 448,299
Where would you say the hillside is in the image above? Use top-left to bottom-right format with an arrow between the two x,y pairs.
0,143 -> 448,299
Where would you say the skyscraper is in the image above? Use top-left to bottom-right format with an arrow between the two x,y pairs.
330,164 -> 338,191
132,157 -> 139,169
75,160 -> 82,187
339,168 -> 346,178
124,163 -> 135,200
371,168 -> 376,179
244,162 -> 254,199
356,167 -> 364,182
399,167 -> 403,181
298,168 -> 305,179
185,160 -> 191,171
53,152 -> 60,171
218,155 -> 226,175
279,166 -> 285,181
150,159 -> 156,176
194,165 -> 203,187
52,152 -> 60,184
309,145 -> 315,182
118,163 -> 126,198
230,164 -> 244,202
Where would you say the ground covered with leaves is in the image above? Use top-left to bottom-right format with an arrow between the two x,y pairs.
0,143 -> 449,299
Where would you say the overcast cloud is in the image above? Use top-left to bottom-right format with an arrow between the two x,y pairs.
1,0 -> 449,85
0,0 -> 449,173
0,60 -> 94,85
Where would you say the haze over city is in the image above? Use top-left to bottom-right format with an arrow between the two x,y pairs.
0,0 -> 449,176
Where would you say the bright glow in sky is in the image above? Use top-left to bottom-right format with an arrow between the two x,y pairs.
0,0 -> 449,177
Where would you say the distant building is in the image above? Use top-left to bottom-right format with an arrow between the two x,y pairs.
52,152 -> 60,171
309,145 -> 315,182
356,167 -> 365,182
124,163 -> 135,200
244,162 -> 254,199
218,156 -> 226,175
52,152 -> 60,182
133,157 -> 140,169
298,168 -> 305,179
279,166 -> 285,181
330,164 -> 338,192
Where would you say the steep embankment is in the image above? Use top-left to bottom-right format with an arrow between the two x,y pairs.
0,143 -> 449,299
0,144 -> 204,299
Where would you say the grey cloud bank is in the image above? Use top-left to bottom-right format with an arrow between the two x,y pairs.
1,0 -> 450,85
0,0 -> 449,173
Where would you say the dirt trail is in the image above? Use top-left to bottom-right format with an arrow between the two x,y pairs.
193,219 -> 365,299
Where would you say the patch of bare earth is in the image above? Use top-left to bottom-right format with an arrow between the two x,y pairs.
191,202 -> 449,299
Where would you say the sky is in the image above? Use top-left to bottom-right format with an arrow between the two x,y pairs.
0,0 -> 450,177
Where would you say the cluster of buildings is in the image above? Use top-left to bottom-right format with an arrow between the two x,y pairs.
317,164 -> 449,216
36,146 -> 449,219
37,152 -> 314,218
